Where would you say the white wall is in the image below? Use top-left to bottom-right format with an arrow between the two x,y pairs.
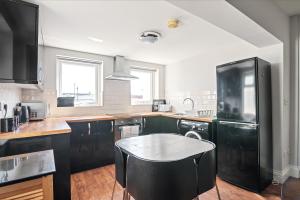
165,41 -> 284,181
289,15 -> 300,176
22,46 -> 165,117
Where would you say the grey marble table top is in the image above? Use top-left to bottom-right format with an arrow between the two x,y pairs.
0,150 -> 56,186
115,134 -> 215,162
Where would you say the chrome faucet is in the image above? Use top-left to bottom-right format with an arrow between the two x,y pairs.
183,97 -> 194,111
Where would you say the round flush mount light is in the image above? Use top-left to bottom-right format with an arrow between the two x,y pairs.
139,31 -> 161,44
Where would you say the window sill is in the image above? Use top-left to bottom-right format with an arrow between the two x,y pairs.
57,104 -> 103,108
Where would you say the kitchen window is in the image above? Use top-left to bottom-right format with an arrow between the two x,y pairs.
130,67 -> 157,105
57,56 -> 103,107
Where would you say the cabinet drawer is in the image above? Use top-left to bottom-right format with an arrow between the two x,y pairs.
7,137 -> 52,156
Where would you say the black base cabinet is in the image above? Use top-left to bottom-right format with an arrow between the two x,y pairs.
142,116 -> 180,135
68,120 -> 114,173
0,134 -> 71,200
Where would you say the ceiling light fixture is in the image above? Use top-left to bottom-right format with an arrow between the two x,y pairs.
88,37 -> 103,43
139,31 -> 161,44
168,19 -> 179,29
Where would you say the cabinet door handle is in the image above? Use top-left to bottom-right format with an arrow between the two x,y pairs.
143,118 -> 146,128
111,121 -> 114,133
176,119 -> 180,130
88,123 -> 91,135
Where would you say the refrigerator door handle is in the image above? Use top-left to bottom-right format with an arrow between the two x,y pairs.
219,121 -> 259,127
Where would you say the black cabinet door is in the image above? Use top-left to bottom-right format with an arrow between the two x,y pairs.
160,117 -> 179,134
51,134 -> 71,200
92,120 -> 114,168
1,0 -> 38,84
217,121 -> 259,192
68,121 -> 92,173
142,116 -> 180,135
0,11 -> 13,82
142,116 -> 162,135
69,120 -> 115,173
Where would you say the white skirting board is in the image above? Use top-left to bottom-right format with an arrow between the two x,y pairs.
273,165 -> 300,183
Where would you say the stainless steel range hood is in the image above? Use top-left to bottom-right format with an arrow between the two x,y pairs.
105,56 -> 138,81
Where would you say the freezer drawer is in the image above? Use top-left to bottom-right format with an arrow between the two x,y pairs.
217,121 -> 259,192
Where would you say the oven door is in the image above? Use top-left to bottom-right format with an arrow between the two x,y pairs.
116,124 -> 142,140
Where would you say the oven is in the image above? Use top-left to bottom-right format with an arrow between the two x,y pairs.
114,117 -> 143,141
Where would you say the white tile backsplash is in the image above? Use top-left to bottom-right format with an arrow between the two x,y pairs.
166,90 -> 217,115
0,84 -> 22,118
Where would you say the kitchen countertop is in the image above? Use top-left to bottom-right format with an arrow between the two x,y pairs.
0,150 -> 56,186
0,118 -> 71,140
0,112 -> 213,140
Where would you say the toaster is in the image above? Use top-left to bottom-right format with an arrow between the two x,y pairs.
21,102 -> 47,121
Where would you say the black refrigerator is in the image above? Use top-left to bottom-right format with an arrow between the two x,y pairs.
216,57 -> 273,192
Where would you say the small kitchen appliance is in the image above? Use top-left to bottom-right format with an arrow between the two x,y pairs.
152,99 -> 166,112
21,102 -> 47,121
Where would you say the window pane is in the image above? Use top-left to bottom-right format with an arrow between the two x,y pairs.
60,60 -> 97,105
131,69 -> 153,105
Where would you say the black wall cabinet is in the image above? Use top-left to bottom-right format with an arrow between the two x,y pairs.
68,120 -> 114,173
142,116 -> 180,135
0,0 -> 38,84
0,134 -> 71,200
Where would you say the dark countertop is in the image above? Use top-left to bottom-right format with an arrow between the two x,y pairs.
116,134 -> 215,162
0,150 -> 56,186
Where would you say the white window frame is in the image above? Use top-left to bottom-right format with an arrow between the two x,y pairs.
56,56 -> 103,107
130,66 -> 158,105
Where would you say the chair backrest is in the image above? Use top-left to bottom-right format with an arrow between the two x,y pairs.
184,131 -> 217,194
114,145 -> 127,188
196,147 -> 217,195
126,156 -> 198,200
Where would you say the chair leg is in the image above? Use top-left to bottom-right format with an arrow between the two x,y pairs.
216,183 -> 221,200
122,189 -> 126,200
111,179 -> 116,200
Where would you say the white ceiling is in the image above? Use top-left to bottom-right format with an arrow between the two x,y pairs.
273,0 -> 300,16
31,0 -> 254,65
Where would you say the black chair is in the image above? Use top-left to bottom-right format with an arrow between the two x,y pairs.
111,145 -> 128,200
195,147 -> 221,200
184,134 -> 221,200
126,155 -> 198,200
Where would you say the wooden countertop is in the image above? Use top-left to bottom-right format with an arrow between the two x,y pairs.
0,112 -> 213,140
0,118 -> 71,140
109,112 -> 213,123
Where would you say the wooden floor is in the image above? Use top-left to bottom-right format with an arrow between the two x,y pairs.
71,165 -> 296,200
